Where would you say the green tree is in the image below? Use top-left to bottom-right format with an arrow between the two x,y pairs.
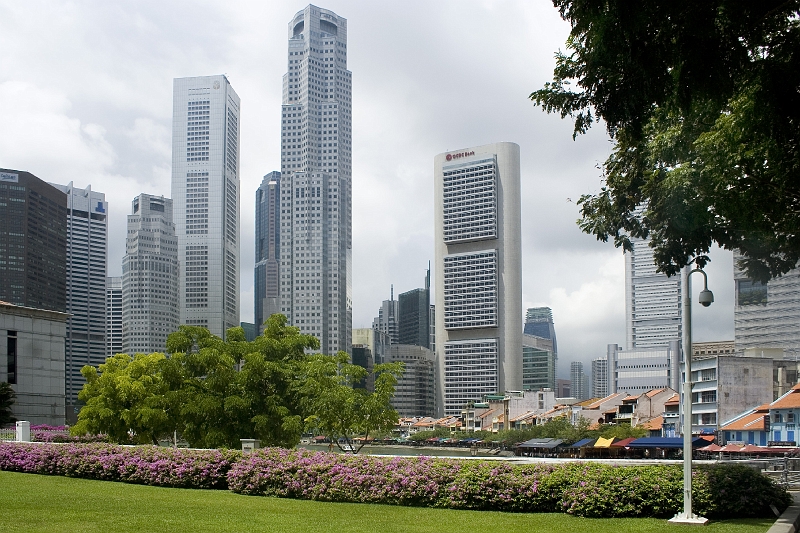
0,382 -> 16,427
72,353 -> 175,444
301,353 -> 403,454
531,0 -> 800,281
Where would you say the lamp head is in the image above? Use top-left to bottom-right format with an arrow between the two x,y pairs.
698,289 -> 714,307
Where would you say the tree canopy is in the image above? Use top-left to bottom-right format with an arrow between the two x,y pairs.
72,315 -> 401,450
531,0 -> 800,281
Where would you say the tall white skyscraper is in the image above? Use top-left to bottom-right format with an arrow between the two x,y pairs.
278,5 -> 353,354
122,194 -> 179,354
434,142 -> 522,416
171,75 -> 240,338
49,182 -> 108,411
625,237 -> 684,349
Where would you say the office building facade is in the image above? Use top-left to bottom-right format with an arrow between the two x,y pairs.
570,361 -> 589,400
171,75 -> 240,338
607,341 -> 682,394
434,142 -> 522,416
734,256 -> 800,360
398,268 -> 431,348
524,307 -> 557,356
625,237 -> 684,349
121,194 -> 179,354
385,344 -> 436,417
255,172 -> 281,333
0,169 -> 67,312
373,287 -> 399,345
49,182 -> 108,410
105,276 -> 122,356
278,5 -> 353,354
521,334 -> 555,391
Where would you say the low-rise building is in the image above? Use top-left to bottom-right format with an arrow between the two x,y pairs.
720,405 -> 770,446
0,301 -> 69,425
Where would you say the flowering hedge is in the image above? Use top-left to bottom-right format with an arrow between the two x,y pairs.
0,442 -> 791,518
0,442 -> 237,489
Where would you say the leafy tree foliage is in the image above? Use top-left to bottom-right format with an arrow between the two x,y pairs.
532,1 -> 800,281
301,353 -> 403,454
0,382 -> 17,427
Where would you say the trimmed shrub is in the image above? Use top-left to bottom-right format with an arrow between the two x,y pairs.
0,442 -> 792,518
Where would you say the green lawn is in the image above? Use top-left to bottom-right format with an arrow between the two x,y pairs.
0,471 -> 776,533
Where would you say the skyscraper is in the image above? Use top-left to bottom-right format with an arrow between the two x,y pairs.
734,255 -> 800,360
434,142 -> 522,416
625,237 -> 684,349
278,5 -> 352,354
171,75 -> 240,338
105,276 -> 122,357
398,267 -> 431,348
49,182 -> 108,411
570,361 -> 588,400
522,334 -> 556,391
254,172 -> 281,332
0,169 -> 67,312
373,287 -> 399,345
524,307 -> 557,356
591,357 -> 608,399
121,194 -> 179,354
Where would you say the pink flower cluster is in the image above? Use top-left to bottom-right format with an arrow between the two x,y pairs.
0,442 -> 236,489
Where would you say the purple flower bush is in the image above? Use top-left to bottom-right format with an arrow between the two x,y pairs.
0,442 -> 791,518
29,425 -> 109,443
0,442 -> 237,489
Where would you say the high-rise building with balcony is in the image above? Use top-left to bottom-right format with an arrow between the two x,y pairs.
278,5 -> 352,354
49,182 -> 108,411
434,142 -> 522,416
255,172 -> 281,332
121,194 -> 179,354
171,75 -> 240,338
0,169 -> 67,312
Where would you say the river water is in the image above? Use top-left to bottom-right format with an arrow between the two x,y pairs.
297,443 -> 499,458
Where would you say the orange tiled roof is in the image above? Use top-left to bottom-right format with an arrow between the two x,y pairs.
640,415 -> 663,430
721,411 -> 768,431
664,393 -> 680,405
646,388 -> 666,398
509,411 -> 537,423
771,388 -> 800,409
623,395 -> 639,402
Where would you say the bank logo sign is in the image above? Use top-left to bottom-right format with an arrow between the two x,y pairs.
0,172 -> 19,183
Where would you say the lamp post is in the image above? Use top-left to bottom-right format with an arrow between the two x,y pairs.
670,264 -> 713,525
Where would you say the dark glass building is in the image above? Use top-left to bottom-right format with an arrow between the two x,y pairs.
398,267 -> 430,348
0,169 -> 67,312
254,172 -> 280,333
524,307 -> 557,356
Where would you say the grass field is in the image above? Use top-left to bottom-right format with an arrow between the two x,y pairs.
0,471 -> 776,533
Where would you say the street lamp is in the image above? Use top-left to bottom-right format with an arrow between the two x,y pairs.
670,264 -> 713,525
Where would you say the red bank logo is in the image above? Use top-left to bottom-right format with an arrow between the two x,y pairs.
445,151 -> 474,161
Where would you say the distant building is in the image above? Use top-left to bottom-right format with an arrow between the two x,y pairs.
240,322 -> 256,342
524,307 -> 557,356
521,334 -> 555,391
398,267 -> 430,348
50,182 -> 108,411
254,172 -> 281,333
373,287 -> 399,345
734,254 -> 800,360
625,236 -> 684,349
0,169 -> 67,313
121,194 -> 179,355
353,327 -> 390,365
0,301 -> 69,425
385,344 -> 435,417
692,340 -> 735,357
570,361 -> 588,400
105,277 -> 122,356
607,341 -> 682,395
591,357 -> 608,399
351,344 -> 375,392
556,378 -> 571,398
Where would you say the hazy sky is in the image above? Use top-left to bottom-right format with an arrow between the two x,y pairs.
0,1 -> 735,377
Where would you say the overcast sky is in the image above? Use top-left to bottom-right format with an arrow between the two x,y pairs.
0,0 -> 734,377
